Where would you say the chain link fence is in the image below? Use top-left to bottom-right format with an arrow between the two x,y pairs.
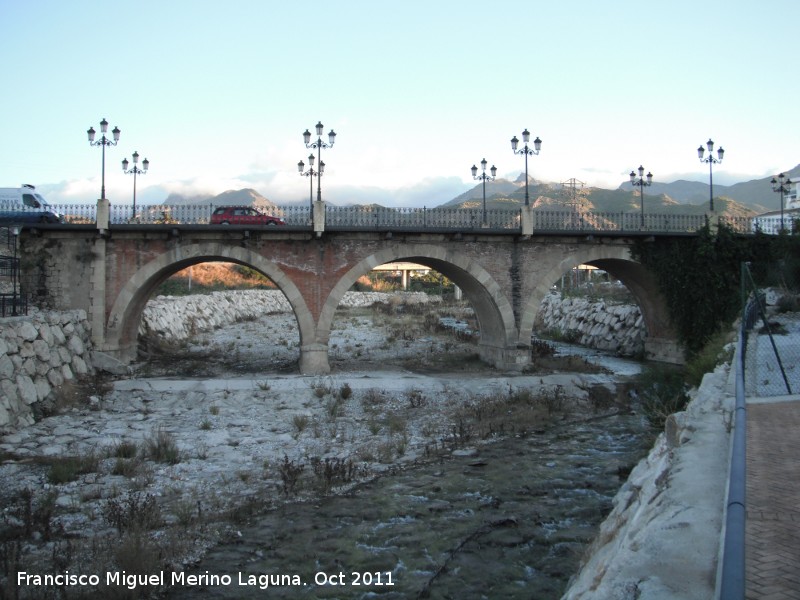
741,262 -> 800,397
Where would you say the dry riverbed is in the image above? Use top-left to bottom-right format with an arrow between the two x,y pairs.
0,300 -> 635,599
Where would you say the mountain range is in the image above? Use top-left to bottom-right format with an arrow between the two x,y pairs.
164,164 -> 800,217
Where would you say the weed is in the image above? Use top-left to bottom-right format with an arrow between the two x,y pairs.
143,426 -> 182,464
278,455 -> 305,497
406,388 -> 427,408
46,449 -> 100,484
325,396 -> 345,419
102,492 -> 162,534
339,382 -> 353,399
111,457 -> 142,478
174,498 -> 200,528
292,414 -> 310,434
256,380 -> 271,391
110,439 -> 139,459
310,457 -> 365,493
199,419 -> 213,431
209,405 -> 220,415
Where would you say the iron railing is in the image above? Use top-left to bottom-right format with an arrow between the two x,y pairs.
10,202 -> 783,235
324,206 -> 521,231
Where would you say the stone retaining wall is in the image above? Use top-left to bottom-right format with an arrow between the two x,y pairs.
536,292 -> 645,356
139,290 -> 439,342
0,310 -> 94,431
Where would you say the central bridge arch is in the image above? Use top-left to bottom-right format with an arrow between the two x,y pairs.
318,242 -> 522,370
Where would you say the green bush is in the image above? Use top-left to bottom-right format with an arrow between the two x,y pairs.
635,366 -> 689,430
685,330 -> 735,388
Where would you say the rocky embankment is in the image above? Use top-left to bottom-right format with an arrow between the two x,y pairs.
562,364 -> 733,599
536,292 -> 645,356
0,310 -> 94,430
139,290 -> 440,342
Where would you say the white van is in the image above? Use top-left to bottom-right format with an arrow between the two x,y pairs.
0,184 -> 63,224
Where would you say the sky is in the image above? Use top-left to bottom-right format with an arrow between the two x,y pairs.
1,0 -> 797,208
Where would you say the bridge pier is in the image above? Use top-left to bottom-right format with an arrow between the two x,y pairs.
644,337 -> 685,364
299,343 -> 331,375
478,341 -> 532,372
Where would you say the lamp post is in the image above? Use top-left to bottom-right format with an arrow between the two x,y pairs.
87,118 -> 121,200
771,173 -> 793,233
303,121 -> 336,203
697,138 -> 724,212
471,158 -> 497,226
629,165 -> 653,228
122,151 -> 149,220
10,225 -> 20,316
297,154 -> 324,208
510,129 -> 542,206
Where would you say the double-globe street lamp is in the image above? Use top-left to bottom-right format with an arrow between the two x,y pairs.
697,138 -> 725,212
771,173 -> 794,233
303,122 -> 336,203
87,118 -> 121,200
629,165 -> 653,228
297,154 -> 324,208
471,159 -> 497,226
511,129 -> 542,206
122,152 -> 150,220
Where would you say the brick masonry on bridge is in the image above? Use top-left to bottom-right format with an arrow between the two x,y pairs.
17,225 -> 682,374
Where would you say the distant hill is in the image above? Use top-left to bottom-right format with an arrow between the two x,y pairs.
616,165 -> 800,213
166,188 -> 277,209
440,165 -> 800,217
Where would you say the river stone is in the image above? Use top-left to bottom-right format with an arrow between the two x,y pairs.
0,354 -> 14,379
16,375 -> 38,405
17,321 -> 38,342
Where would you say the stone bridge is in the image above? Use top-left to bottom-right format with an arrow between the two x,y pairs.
17,210 -> 684,374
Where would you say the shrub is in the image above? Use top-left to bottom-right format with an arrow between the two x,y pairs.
103,492 -> 163,534
636,367 -> 689,430
685,329 -> 735,388
278,455 -> 305,497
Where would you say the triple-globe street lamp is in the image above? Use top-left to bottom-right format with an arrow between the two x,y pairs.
697,138 -> 724,212
629,165 -> 653,228
303,122 -> 336,203
471,158 -> 497,226
122,151 -> 150,220
297,154 -> 324,208
87,118 -> 121,200
510,129 -> 542,206
771,173 -> 794,233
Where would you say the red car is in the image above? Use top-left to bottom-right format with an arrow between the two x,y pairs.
210,206 -> 285,226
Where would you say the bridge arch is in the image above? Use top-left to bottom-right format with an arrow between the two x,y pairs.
316,242 -> 523,370
519,243 -> 676,355
103,243 -> 314,368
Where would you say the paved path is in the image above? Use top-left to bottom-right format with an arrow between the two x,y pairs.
746,397 -> 800,600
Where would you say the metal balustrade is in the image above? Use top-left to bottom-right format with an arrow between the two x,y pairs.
8,202 -> 777,235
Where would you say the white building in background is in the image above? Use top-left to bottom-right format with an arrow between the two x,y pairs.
751,177 -> 800,233
785,179 -> 799,210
